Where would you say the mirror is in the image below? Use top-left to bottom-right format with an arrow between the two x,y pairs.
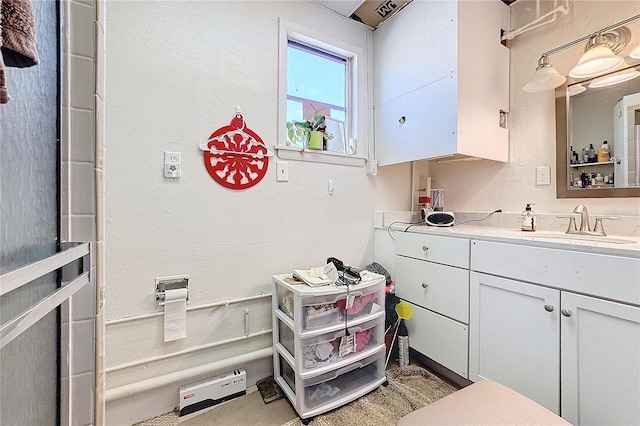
556,63 -> 640,198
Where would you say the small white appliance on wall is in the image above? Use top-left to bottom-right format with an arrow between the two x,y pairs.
179,369 -> 246,417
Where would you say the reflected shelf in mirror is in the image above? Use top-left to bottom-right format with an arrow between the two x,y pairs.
556,62 -> 640,198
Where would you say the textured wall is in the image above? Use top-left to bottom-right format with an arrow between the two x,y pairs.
428,0 -> 640,218
102,1 -> 409,423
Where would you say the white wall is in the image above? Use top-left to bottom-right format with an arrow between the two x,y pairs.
100,1 -> 640,423
427,0 -> 640,217
102,1 -> 409,423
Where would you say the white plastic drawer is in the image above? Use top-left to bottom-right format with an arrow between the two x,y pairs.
279,353 -> 296,392
278,320 -> 295,356
396,255 -> 469,323
277,284 -> 295,319
300,284 -> 383,331
297,317 -> 384,373
396,232 -> 470,268
300,349 -> 385,413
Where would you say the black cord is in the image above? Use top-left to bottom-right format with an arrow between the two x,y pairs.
339,269 -> 350,336
404,220 -> 425,232
387,219 -> 426,240
455,209 -> 502,226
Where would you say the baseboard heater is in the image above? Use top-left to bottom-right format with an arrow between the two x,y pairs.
179,369 -> 247,417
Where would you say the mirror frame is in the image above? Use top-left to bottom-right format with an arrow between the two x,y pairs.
555,82 -> 640,198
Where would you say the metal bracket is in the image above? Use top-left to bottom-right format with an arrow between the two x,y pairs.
155,275 -> 189,306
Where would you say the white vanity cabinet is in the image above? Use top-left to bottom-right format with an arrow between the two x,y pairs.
272,274 -> 387,423
469,240 -> 640,424
394,232 -> 470,378
561,292 -> 640,425
372,0 -> 509,166
469,272 -> 560,413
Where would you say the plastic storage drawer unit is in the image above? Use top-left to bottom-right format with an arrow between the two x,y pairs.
272,273 -> 387,422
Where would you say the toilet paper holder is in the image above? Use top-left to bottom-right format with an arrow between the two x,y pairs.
156,275 -> 189,306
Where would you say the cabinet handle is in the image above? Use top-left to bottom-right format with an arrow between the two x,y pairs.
399,116 -> 406,124
561,308 -> 572,317
422,283 -> 428,289
544,304 -> 554,312
422,245 -> 428,252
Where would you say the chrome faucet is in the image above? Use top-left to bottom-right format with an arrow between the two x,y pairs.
573,204 -> 591,232
558,204 -> 620,236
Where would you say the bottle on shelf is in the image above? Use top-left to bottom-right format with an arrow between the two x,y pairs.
582,148 -> 588,164
597,141 -> 610,163
588,144 -> 597,163
520,203 -> 536,232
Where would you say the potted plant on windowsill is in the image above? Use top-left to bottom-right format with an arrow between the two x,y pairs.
286,113 -> 327,150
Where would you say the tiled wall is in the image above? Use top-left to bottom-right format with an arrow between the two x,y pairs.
60,0 -> 99,424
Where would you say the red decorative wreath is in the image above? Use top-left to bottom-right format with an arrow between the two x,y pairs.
202,114 -> 270,190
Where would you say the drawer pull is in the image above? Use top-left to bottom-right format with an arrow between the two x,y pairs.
561,309 -> 572,317
544,304 -> 554,312
421,283 -> 428,289
422,245 -> 429,252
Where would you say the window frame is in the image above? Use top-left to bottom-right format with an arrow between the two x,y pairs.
277,18 -> 367,166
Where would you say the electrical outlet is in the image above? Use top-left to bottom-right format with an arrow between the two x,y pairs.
164,151 -> 181,179
536,165 -> 551,185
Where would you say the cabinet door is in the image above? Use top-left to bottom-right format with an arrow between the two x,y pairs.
561,292 -> 640,425
469,272 -> 560,414
374,76 -> 458,166
372,0 -> 457,106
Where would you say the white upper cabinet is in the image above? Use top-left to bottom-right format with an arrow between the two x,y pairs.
373,0 -> 510,166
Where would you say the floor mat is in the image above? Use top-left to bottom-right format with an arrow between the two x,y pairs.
257,376 -> 284,404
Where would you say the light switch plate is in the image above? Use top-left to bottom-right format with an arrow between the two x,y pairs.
276,161 -> 288,182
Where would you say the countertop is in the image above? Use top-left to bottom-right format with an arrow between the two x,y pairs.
391,224 -> 640,259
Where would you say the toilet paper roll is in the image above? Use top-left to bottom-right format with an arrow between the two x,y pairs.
164,288 -> 188,342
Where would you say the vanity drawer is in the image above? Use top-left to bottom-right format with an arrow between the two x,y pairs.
405,302 -> 469,379
396,232 -> 470,268
471,240 -> 640,305
395,255 -> 469,323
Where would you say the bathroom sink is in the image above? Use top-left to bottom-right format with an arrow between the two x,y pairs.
530,233 -> 637,245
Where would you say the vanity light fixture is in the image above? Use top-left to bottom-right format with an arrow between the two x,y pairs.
569,31 -> 628,79
567,83 -> 586,96
524,13 -> 640,92
523,55 -> 566,93
588,67 -> 640,88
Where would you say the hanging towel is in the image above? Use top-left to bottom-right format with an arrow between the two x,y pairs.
0,0 -> 39,104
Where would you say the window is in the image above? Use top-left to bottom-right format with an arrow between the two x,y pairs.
277,19 -> 367,166
287,41 -> 347,150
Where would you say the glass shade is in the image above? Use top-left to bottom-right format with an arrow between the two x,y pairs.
630,44 -> 640,59
589,68 -> 640,88
523,64 -> 567,92
568,83 -> 586,96
569,45 -> 624,79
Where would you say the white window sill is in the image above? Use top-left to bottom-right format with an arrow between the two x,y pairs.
274,145 -> 366,167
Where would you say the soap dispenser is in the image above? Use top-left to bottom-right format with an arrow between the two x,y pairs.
521,203 -> 536,232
